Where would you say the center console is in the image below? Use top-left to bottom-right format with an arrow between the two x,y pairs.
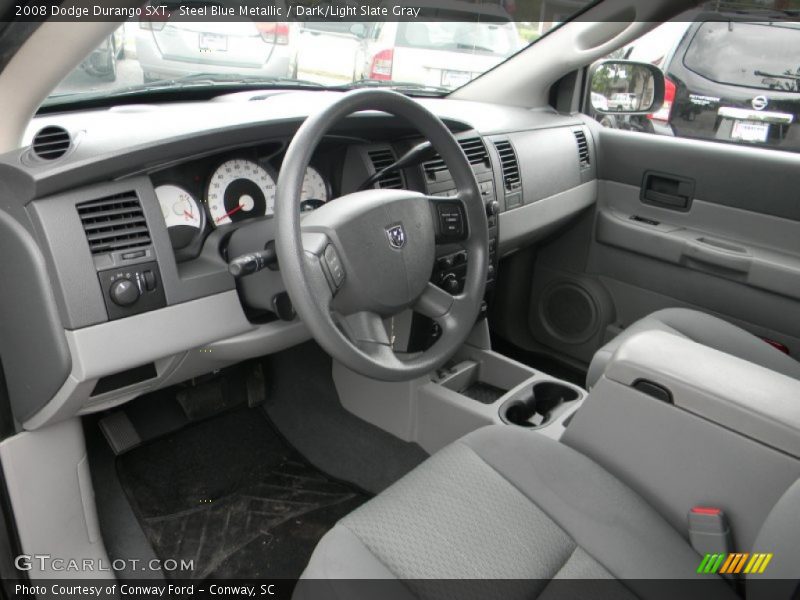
333,320 -> 587,455
563,329 -> 800,551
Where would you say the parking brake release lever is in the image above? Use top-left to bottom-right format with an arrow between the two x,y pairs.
228,242 -> 278,278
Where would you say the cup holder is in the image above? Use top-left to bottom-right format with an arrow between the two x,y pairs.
500,382 -> 580,428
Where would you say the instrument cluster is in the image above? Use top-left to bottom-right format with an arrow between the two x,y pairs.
151,147 -> 334,259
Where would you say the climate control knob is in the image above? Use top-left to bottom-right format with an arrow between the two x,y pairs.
109,278 -> 140,307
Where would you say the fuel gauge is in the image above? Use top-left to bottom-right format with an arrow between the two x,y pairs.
155,184 -> 204,250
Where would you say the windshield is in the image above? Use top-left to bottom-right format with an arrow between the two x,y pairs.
45,1 -> 593,105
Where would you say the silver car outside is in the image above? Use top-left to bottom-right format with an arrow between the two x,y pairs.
136,20 -> 298,82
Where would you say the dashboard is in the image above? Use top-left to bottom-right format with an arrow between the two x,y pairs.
0,90 -> 598,430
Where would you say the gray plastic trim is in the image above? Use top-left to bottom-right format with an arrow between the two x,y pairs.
498,180 -> 596,257
23,291 -> 252,430
596,206 -> 800,301
0,204 -> 71,423
0,418 -> 113,580
29,176 -> 236,330
204,319 -> 310,361
597,128 -> 800,222
604,330 -> 800,459
588,180 -> 800,347
333,337 -> 586,454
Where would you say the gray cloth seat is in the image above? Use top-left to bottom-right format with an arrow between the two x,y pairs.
297,425 -> 737,600
587,308 -> 800,389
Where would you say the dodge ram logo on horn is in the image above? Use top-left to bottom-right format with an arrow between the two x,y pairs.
386,224 -> 406,249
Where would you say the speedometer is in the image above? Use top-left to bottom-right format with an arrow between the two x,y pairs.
206,159 -> 276,227
301,166 -> 329,203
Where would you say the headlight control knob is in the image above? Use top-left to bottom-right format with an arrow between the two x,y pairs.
110,278 -> 140,307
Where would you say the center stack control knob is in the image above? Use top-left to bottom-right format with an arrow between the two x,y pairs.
110,278 -> 140,307
440,273 -> 460,294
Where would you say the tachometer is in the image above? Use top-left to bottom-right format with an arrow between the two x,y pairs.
207,159 -> 276,227
154,185 -> 203,250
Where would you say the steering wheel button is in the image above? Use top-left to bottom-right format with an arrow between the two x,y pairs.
324,245 -> 345,287
436,202 -> 465,238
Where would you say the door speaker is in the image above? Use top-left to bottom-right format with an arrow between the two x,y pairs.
538,280 -> 600,344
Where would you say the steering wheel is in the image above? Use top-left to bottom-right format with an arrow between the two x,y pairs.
275,89 -> 488,381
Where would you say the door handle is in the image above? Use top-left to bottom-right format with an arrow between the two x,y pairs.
683,240 -> 751,273
641,171 -> 695,211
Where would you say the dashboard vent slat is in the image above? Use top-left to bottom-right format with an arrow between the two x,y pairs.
32,126 -> 71,160
423,136 -> 489,178
493,140 -> 521,192
367,148 -> 404,189
574,129 -> 591,169
77,192 -> 152,255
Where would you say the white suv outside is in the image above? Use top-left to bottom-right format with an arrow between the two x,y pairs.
358,2 -> 522,89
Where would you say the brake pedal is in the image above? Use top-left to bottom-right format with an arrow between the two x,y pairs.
176,380 -> 233,421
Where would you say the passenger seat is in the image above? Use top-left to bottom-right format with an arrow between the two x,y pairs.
587,308 -> 800,389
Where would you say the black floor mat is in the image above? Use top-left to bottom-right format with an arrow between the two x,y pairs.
116,408 -> 369,580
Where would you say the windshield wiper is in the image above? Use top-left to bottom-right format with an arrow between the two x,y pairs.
455,43 -> 495,53
335,79 -> 450,95
146,72 -> 326,89
45,73 -> 325,104
754,70 -> 800,82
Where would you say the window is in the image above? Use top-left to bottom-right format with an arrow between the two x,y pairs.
585,15 -> 800,153
684,22 -> 800,93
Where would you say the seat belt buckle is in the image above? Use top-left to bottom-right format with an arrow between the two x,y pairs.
689,507 -> 734,574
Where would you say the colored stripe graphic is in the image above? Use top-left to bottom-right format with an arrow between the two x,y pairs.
697,554 -> 712,573
708,553 -> 774,575
757,554 -> 773,574
710,554 -> 725,573
719,553 -> 736,574
733,553 -> 749,574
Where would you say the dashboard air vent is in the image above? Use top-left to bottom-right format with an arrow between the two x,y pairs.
574,129 -> 590,169
367,148 -> 404,189
77,192 -> 152,255
423,136 -> 488,178
32,126 -> 71,160
493,140 -> 521,192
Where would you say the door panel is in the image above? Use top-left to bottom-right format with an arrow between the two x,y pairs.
524,127 -> 800,371
598,129 -> 800,221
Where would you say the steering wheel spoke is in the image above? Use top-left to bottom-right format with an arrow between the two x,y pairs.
414,282 -> 456,321
337,310 -> 405,365
339,311 -> 391,346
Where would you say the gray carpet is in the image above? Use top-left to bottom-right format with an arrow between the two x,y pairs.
262,342 -> 429,494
